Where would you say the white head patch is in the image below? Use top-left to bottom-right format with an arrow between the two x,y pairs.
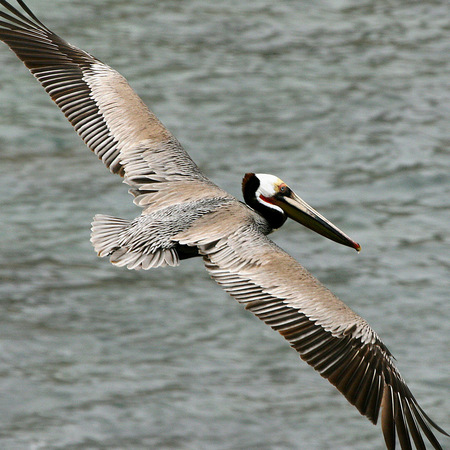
255,173 -> 282,197
255,173 -> 284,213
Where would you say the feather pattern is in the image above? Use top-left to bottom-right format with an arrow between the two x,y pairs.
0,2 -> 447,449
0,0 -> 223,210
183,219 -> 447,450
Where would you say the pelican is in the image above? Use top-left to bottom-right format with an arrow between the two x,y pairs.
0,1 -> 448,448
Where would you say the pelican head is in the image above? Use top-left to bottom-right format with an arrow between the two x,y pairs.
242,173 -> 361,251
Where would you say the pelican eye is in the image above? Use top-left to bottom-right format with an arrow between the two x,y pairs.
278,184 -> 290,195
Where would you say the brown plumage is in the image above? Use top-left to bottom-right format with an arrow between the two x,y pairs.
0,1 -> 447,448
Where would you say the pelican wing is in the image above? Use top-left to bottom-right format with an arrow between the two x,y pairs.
0,0 -> 224,209
178,207 -> 446,450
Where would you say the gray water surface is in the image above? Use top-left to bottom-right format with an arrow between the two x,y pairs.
0,1 -> 449,449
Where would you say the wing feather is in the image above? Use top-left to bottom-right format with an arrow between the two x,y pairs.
0,0 -> 221,209
191,223 -> 447,449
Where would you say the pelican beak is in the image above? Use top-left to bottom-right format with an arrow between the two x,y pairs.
276,191 -> 361,252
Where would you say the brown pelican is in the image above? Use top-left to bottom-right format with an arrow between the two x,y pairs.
0,1 -> 448,448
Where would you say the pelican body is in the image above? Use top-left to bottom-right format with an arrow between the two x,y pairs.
0,1 -> 447,449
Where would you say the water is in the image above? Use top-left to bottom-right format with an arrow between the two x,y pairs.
0,0 -> 449,448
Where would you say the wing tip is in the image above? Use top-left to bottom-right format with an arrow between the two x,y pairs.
380,379 -> 449,450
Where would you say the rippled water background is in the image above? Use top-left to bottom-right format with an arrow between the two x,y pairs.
0,1 -> 448,448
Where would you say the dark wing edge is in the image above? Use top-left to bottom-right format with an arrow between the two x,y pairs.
0,0 -> 124,173
0,0 -> 210,203
199,234 -> 449,450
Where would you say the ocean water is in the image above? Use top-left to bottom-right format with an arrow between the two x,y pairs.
0,0 -> 448,448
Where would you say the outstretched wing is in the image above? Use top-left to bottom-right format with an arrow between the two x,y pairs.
0,0 -> 227,209
177,206 -> 447,450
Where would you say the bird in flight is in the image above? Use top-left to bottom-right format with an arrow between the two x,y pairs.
0,1 -> 448,448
